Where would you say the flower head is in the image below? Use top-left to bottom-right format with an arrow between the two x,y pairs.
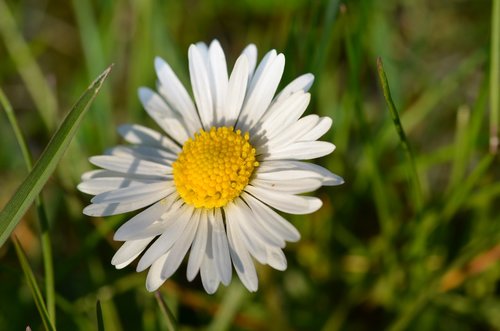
78,40 -> 343,294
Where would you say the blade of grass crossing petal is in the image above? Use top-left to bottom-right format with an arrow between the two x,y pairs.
208,283 -> 248,331
490,0 -> 500,153
96,301 -> 105,331
1,88 -> 56,324
0,0 -> 57,131
0,65 -> 113,248
377,57 -> 423,211
154,291 -> 178,331
13,237 -> 56,331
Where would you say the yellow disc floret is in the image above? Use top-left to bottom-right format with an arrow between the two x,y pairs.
173,126 -> 259,209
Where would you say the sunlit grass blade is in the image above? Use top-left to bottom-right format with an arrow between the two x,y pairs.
447,106 -> 470,192
13,237 -> 56,331
377,57 -> 423,210
1,88 -> 56,323
490,0 -> 500,153
96,301 -> 105,331
154,291 -> 178,331
0,65 -> 113,248
0,88 -> 33,167
441,154 -> 494,221
71,0 -> 113,150
0,0 -> 57,131
376,52 -> 485,152
207,283 -> 247,331
311,0 -> 341,80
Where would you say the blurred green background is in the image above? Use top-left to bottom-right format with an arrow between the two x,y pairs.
1,0 -> 500,330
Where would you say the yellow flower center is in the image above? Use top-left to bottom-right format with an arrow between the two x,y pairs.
173,126 -> 259,209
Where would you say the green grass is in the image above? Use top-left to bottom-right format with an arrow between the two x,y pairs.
0,0 -> 499,330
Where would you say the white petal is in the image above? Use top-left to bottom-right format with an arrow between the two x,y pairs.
90,181 -> 172,204
195,42 -> 209,59
237,53 -> 285,130
81,169 -> 168,182
138,87 -> 190,144
246,49 -> 276,94
106,145 -> 176,165
244,185 -> 322,215
241,44 -> 257,81
89,155 -> 172,176
200,253 -> 220,294
223,54 -> 249,127
155,56 -> 202,132
299,117 -> 332,142
81,169 -> 124,181
254,92 -> 310,141
257,160 -> 344,186
266,246 -> 287,271
211,208 -> 232,285
113,195 -> 177,241
273,73 -> 314,104
78,177 -> 158,195
112,238 -> 154,269
263,141 -> 336,160
84,198 -> 160,217
83,185 -> 175,217
251,178 -> 323,195
189,44 -> 214,129
146,252 -> 169,292
118,124 -> 181,153
136,205 -> 193,272
256,164 -> 325,182
241,192 -> 300,242
264,115 -> 320,149
187,210 -> 208,281
224,203 -> 258,292
229,202 -> 268,264
200,210 -> 221,294
208,40 -> 229,125
232,197 -> 285,248
160,209 -> 200,279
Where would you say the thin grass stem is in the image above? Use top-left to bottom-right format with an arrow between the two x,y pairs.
0,88 -> 56,324
96,301 -> 105,331
376,57 -> 423,211
13,237 -> 57,331
154,291 -> 178,331
490,0 -> 500,154
0,0 -> 57,132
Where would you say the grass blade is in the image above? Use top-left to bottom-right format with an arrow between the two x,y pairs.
0,88 -> 33,167
13,237 -> 56,331
207,283 -> 247,331
0,0 -> 58,131
0,65 -> 113,248
490,0 -> 500,153
0,88 -> 56,323
377,57 -> 423,210
96,300 -> 105,331
154,291 -> 178,331
311,0 -> 341,80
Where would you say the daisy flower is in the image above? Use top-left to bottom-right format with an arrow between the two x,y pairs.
78,40 -> 343,294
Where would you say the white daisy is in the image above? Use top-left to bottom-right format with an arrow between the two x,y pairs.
78,40 -> 343,294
